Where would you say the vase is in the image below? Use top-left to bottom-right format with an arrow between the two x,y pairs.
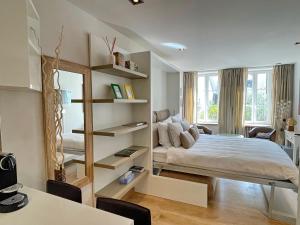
106,54 -> 115,65
54,168 -> 66,182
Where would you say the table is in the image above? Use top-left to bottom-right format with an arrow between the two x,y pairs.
0,186 -> 133,225
284,130 -> 300,165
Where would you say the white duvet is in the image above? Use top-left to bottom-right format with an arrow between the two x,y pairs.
166,135 -> 299,186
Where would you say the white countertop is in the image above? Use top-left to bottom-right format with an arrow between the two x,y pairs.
0,187 -> 133,225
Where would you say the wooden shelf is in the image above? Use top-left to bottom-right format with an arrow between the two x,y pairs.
94,146 -> 148,169
93,99 -> 148,104
91,64 -> 147,79
71,99 -> 84,103
95,170 -> 148,199
72,129 -> 85,134
93,124 -> 148,137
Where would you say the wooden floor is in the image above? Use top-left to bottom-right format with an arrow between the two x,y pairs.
123,179 -> 289,225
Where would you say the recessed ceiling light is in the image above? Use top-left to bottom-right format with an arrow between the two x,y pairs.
129,0 -> 144,5
162,42 -> 187,51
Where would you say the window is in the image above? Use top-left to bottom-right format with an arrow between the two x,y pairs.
196,72 -> 219,123
245,69 -> 272,124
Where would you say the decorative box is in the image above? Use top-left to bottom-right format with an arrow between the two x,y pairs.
113,52 -> 125,67
125,60 -> 138,72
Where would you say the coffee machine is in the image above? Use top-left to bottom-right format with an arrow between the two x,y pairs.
0,153 -> 28,213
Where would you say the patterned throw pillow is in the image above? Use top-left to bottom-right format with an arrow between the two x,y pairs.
180,131 -> 196,149
189,126 -> 200,141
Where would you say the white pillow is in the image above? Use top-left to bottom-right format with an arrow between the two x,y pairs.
162,116 -> 172,124
171,113 -> 182,123
158,122 -> 172,147
181,119 -> 191,131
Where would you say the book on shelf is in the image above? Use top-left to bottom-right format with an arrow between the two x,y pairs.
114,148 -> 138,157
122,122 -> 147,127
129,166 -> 145,173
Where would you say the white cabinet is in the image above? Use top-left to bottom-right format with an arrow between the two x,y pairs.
0,0 -> 41,91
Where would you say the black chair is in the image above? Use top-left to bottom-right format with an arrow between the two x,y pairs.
46,180 -> 82,203
96,197 -> 151,225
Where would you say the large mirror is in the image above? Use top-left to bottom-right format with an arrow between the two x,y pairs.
42,56 -> 93,187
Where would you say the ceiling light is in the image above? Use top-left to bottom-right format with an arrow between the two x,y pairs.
295,42 -> 300,46
129,0 -> 144,5
162,42 -> 187,51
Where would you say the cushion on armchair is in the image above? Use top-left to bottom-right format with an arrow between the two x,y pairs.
256,132 -> 271,139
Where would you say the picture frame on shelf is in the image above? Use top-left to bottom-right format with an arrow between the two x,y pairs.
124,83 -> 135,99
111,83 -> 123,99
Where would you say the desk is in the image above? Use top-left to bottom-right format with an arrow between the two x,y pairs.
0,187 -> 133,225
284,130 -> 300,165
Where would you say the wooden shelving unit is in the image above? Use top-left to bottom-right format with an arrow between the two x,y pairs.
93,124 -> 148,137
72,124 -> 148,136
91,64 -> 147,79
93,99 -> 148,104
95,170 -> 148,199
94,146 -> 148,170
72,99 -> 148,104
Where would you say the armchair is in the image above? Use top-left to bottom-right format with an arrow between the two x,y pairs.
248,127 -> 276,142
196,125 -> 213,135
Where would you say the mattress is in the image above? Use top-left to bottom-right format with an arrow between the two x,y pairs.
153,146 -> 168,163
154,135 -> 299,186
57,133 -> 85,153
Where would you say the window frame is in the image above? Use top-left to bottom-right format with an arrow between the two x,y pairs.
196,71 -> 219,124
244,68 -> 272,125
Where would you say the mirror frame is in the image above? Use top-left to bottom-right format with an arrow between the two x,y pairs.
42,56 -> 93,188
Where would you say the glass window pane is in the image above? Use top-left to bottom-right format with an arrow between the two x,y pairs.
208,76 -> 218,92
256,89 -> 267,121
207,91 -> 218,121
257,73 -> 267,90
245,105 -> 252,121
197,76 -> 206,121
247,74 -> 253,88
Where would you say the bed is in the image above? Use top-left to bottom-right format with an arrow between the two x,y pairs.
153,135 -> 298,187
57,133 -> 85,155
152,109 -> 299,221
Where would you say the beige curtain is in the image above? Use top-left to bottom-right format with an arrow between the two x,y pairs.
218,68 -> 247,134
183,72 -> 196,123
271,64 -> 294,143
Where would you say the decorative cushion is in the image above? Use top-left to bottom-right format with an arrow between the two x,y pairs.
256,132 -> 270,139
162,117 -> 172,124
181,119 -> 191,131
168,123 -> 183,147
156,109 -> 171,122
189,126 -> 200,141
180,131 -> 195,149
171,113 -> 182,123
158,122 -> 172,147
152,123 -> 159,147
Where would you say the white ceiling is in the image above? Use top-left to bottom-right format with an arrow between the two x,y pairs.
68,0 -> 300,71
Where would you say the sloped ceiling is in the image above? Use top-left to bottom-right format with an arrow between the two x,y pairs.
68,0 -> 300,71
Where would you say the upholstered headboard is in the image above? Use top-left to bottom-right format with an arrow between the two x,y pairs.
152,109 -> 171,148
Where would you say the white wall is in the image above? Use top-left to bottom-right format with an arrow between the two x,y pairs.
0,89 -> 45,189
166,72 -> 180,115
0,0 -> 146,190
152,67 -> 168,111
151,55 -> 181,114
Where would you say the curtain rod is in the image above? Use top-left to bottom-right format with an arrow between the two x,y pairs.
186,62 -> 296,73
